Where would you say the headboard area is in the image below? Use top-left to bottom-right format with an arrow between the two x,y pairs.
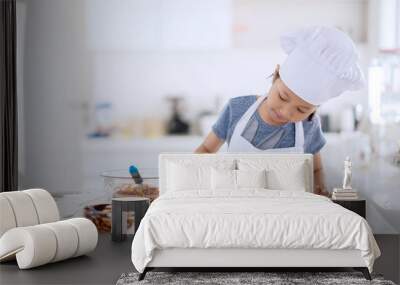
158,153 -> 314,194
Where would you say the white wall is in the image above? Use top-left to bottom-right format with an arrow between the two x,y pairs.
21,0 -> 91,193
90,49 -> 284,120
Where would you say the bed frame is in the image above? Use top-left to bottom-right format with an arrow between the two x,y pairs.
137,153 -> 372,281
140,248 -> 371,280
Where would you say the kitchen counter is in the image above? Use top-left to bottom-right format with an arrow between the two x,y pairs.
53,133 -> 400,234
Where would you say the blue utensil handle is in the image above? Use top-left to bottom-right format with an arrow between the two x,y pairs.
129,165 -> 143,184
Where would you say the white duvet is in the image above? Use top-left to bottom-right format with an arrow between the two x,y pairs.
131,190 -> 380,273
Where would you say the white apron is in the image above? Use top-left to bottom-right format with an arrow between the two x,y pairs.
227,94 -> 304,153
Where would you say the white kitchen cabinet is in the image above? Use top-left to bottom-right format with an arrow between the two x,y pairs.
85,0 -> 372,51
85,0 -> 162,51
378,0 -> 400,50
368,0 -> 400,52
233,0 -> 368,48
161,0 -> 232,50
85,0 -> 231,51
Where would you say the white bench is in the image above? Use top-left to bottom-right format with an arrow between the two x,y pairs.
0,189 -> 98,269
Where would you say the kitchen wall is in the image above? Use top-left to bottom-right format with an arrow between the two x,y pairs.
20,0 -> 371,130
19,0 -> 373,133
85,0 -> 371,131
17,0 -> 400,233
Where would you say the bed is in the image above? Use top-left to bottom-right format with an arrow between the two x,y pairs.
131,153 -> 380,281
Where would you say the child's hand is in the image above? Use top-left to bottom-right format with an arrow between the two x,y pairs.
315,185 -> 331,198
194,131 -> 224,153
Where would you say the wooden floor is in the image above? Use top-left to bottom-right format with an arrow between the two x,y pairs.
0,234 -> 398,285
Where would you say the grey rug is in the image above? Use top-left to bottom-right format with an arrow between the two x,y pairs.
116,271 -> 396,285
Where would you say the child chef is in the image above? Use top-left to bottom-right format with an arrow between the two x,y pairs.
195,26 -> 365,197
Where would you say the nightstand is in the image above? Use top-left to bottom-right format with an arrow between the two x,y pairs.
332,199 -> 366,218
111,197 -> 150,242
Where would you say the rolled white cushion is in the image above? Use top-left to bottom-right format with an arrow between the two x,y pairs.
65,218 -> 98,257
0,189 -> 59,238
0,226 -> 57,269
0,218 -> 98,269
23,189 -> 59,223
42,220 -> 79,262
0,192 -> 39,227
0,196 -> 17,237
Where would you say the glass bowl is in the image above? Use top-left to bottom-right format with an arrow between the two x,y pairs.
100,168 -> 159,202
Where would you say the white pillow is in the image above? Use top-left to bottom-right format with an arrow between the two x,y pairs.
211,168 -> 236,190
236,169 -> 267,189
237,159 -> 307,191
166,158 -> 236,192
167,162 -> 210,191
211,168 -> 267,191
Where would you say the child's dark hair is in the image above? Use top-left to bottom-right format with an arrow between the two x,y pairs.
272,70 -> 316,121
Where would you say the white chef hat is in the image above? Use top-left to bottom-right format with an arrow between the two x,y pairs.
279,26 -> 365,106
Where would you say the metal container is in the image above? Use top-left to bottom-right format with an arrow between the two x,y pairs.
111,197 -> 149,242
